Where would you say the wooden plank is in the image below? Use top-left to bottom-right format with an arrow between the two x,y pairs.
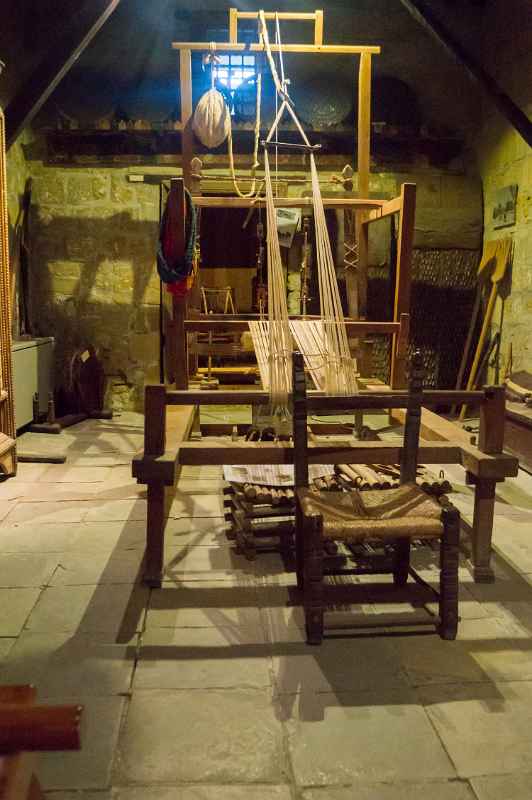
357,53 -> 372,200
5,0 -> 121,148
314,10 -> 324,45
397,0 -> 532,147
179,49 -> 193,189
367,195 -> 402,221
172,42 -> 381,55
391,183 -> 416,388
391,406 -> 472,445
191,196 -> 385,209
236,11 -> 319,20
189,342 -> 241,356
175,440 -> 461,466
185,318 -> 401,334
165,388 -> 486,407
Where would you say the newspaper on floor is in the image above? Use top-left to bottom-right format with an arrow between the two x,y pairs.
223,463 -> 335,487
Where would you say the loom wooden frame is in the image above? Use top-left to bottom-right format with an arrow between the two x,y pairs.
133,382 -> 517,588
167,9 -> 413,390
136,9 -> 515,590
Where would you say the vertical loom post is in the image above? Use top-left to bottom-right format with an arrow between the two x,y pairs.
229,8 -> 238,42
314,10 -> 324,45
391,183 -> 416,389
355,52 -> 372,319
143,384 -> 168,588
169,178 -> 188,390
180,48 -> 193,190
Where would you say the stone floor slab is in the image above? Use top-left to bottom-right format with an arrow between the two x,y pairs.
0,523 -> 83,553
136,626 -> 270,690
37,695 -> 125,790
25,584 -> 147,642
39,466 -> 113,483
286,689 -> 455,786
470,774 -> 532,799
0,631 -> 136,696
50,550 -> 144,586
0,637 -> 16,660
163,546 -> 255,583
168,494 -> 225,518
0,587 -> 42,635
70,521 -> 146,552
1,501 -> 93,526
116,689 -> 285,784
0,553 -> 59,587
392,617 -> 532,686
164,517 -> 230,548
114,786 -> 292,800
84,499 -> 147,523
146,582 -> 261,632
272,635 -> 408,695
420,681 -> 532,777
301,780 -> 476,799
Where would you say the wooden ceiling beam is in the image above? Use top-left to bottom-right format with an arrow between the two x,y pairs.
5,0 -> 121,149
398,0 -> 532,147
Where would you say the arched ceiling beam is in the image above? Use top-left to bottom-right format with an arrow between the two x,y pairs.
5,0 -> 121,149
398,0 -> 532,147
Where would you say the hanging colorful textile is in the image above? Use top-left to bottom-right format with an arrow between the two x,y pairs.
157,182 -> 197,297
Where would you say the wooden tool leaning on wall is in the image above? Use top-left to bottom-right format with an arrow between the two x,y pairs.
0,685 -> 83,800
458,238 -> 512,421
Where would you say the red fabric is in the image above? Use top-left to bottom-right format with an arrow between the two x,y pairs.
166,277 -> 189,297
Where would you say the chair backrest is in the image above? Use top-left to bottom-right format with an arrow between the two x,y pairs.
291,349 -> 425,488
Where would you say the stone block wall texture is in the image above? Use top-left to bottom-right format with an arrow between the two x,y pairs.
24,157 -> 481,409
476,0 -> 532,375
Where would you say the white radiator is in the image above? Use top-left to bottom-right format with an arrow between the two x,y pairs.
12,338 -> 55,430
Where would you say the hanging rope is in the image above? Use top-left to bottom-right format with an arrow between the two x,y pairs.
253,10 -> 359,402
310,153 -> 358,394
264,148 -> 291,408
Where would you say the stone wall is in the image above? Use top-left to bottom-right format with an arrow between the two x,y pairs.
25,153 -> 482,409
475,1 -> 532,374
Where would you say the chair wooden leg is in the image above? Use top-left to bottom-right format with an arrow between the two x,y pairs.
393,539 -> 410,586
304,513 -> 324,645
439,505 -> 460,640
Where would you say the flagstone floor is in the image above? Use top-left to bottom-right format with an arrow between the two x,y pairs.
1,412 -> 532,799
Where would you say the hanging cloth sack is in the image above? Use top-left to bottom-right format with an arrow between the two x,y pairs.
192,88 -> 230,148
192,47 -> 230,149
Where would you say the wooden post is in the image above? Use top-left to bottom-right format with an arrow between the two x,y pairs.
180,48 -> 193,190
314,10 -> 324,45
145,483 -> 167,588
479,385 -> 505,454
355,53 -> 372,320
229,8 -> 238,42
470,385 -> 505,583
144,385 -> 167,457
391,183 -> 416,388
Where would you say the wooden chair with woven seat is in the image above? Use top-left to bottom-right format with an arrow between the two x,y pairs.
292,349 -> 461,645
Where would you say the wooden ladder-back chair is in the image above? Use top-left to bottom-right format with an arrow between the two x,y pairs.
292,349 -> 461,645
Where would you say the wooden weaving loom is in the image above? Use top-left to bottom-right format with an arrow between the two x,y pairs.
133,8 -> 518,588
